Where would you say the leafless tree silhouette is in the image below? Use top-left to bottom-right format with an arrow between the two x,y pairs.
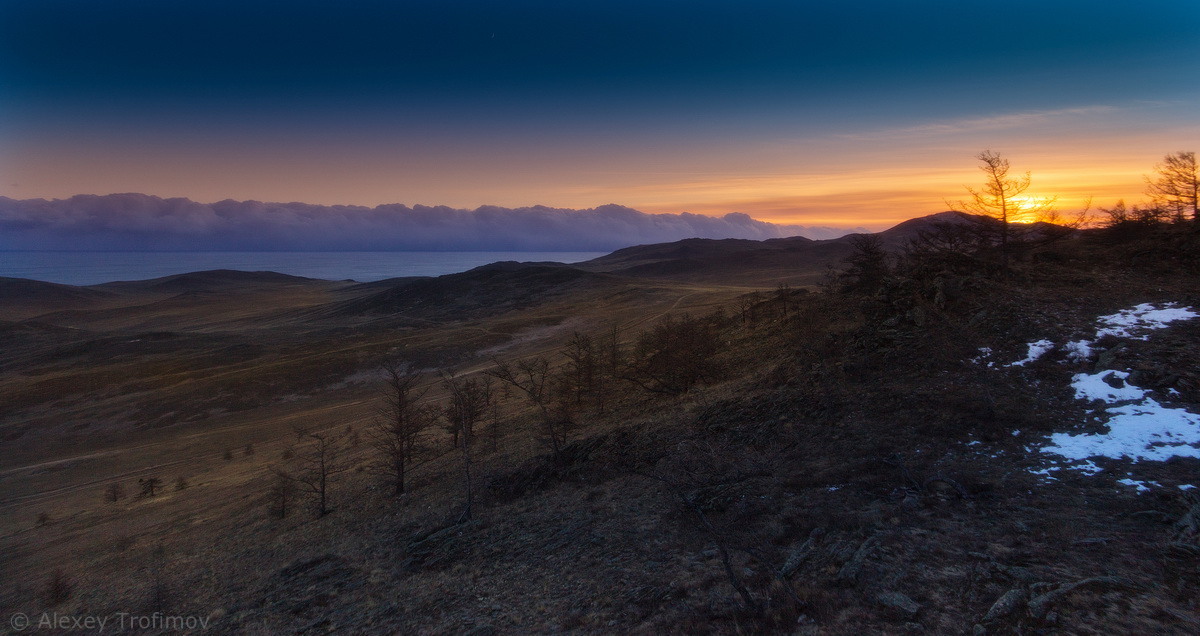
288,427 -> 352,517
949,150 -> 1057,266
441,372 -> 493,522
367,364 -> 435,496
1146,151 -> 1198,222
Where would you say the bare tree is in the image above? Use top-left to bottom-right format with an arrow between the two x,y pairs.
104,482 -> 126,503
442,373 -> 493,522
598,322 -> 624,406
840,234 -> 889,294
624,313 -> 723,395
631,439 -> 776,612
1100,199 -> 1169,231
267,468 -> 297,519
487,356 -> 572,458
949,150 -> 1056,265
367,364 -> 434,496
1146,151 -> 1198,223
737,293 -> 757,325
561,331 -> 598,409
288,427 -> 352,517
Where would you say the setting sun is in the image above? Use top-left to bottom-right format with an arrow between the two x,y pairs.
1009,195 -> 1044,223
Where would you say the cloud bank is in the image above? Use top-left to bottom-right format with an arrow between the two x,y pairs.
0,194 -> 861,251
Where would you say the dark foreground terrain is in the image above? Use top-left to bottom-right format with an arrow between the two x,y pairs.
2,215 -> 1200,634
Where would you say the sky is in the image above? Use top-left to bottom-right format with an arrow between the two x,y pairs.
1,0 -> 1197,233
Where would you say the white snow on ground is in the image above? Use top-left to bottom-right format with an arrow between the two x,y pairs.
1042,394 -> 1200,462
971,347 -> 994,367
1117,478 -> 1162,493
1062,340 -> 1093,361
1072,370 -> 1147,403
1011,302 -> 1200,487
1095,303 -> 1199,339
1008,339 -> 1054,367
1007,304 -> 1195,367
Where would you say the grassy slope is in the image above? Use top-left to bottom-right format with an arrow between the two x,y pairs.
2,225 -> 1200,634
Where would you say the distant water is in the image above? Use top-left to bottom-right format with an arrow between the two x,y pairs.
0,251 -> 608,286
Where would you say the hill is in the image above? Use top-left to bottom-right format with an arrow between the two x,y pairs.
330,262 -> 627,320
576,211 -> 977,286
95,269 -> 321,293
1,220 -> 1199,634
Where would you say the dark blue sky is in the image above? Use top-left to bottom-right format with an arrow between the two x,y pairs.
1,0 -> 1197,226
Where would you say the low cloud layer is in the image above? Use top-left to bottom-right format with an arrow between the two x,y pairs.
0,194 -> 861,251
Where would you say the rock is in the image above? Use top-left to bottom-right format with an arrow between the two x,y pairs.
1095,343 -> 1126,370
1027,576 -> 1136,618
981,588 -> 1027,622
1102,373 -> 1127,390
932,276 -> 961,309
908,306 -> 926,327
780,527 -> 825,578
875,591 -> 921,618
1129,510 -> 1174,523
993,563 -> 1037,585
835,535 -> 880,585
1174,497 -> 1200,539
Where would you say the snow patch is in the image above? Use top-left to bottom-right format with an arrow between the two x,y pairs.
1117,478 -> 1161,493
1062,340 -> 1093,361
971,347 -> 994,367
1072,370 -> 1148,403
1031,459 -> 1103,480
1026,302 -> 1200,477
1009,339 -> 1054,367
1095,303 -> 1199,340
1044,394 -> 1200,463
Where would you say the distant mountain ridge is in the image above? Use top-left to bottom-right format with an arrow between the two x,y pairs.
574,210 -> 979,285
0,211 -> 981,293
0,193 -> 866,252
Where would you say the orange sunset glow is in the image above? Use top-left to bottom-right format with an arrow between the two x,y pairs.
1,0 -> 1196,242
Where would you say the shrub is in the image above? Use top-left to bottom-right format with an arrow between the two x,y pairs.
138,477 -> 163,498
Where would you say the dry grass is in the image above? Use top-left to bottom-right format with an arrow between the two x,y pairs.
3,230 -> 1200,633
